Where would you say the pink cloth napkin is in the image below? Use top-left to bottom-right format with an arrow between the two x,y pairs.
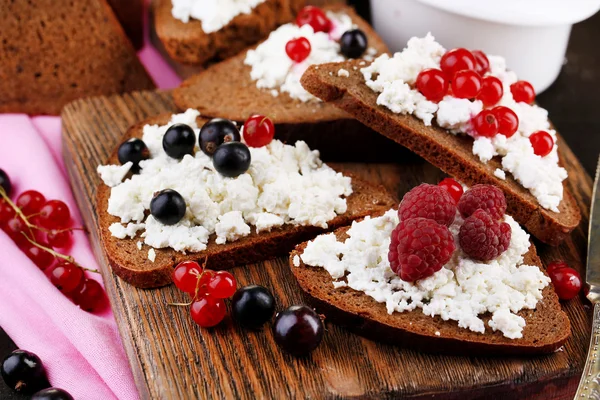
0,4 -> 181,399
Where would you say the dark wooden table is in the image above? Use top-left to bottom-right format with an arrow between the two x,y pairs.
1,6 -> 599,399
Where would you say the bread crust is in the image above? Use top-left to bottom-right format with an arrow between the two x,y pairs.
96,113 -> 397,288
290,226 -> 571,355
299,60 -> 581,245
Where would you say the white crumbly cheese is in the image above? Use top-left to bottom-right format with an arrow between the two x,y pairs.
435,331 -> 441,336
361,33 -> 567,212
244,12 -> 364,102
99,110 -> 353,253
97,162 -> 132,188
148,248 -> 156,262
337,68 -> 350,77
136,241 -> 143,250
300,209 -> 550,339
292,255 -> 301,267
171,0 -> 265,32
494,169 -> 506,180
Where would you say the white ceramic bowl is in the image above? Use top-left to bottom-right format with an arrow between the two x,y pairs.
370,0 -> 600,93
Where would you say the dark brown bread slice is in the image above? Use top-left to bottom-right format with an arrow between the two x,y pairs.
0,0 -> 155,115
290,226 -> 571,355
97,113 -> 397,288
106,0 -> 144,49
299,60 -> 581,245
172,5 -> 400,161
154,0 -> 306,66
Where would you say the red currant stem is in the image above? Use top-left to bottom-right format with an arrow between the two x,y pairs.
21,233 -> 99,274
191,256 -> 210,301
0,188 -> 48,235
167,300 -> 194,307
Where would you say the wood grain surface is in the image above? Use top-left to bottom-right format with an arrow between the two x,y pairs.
61,90 -> 592,399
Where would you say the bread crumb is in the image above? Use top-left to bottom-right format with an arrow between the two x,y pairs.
494,169 -> 506,180
435,331 -> 441,336
293,255 -> 300,267
148,248 -> 156,262
337,68 -> 350,78
136,241 -> 142,250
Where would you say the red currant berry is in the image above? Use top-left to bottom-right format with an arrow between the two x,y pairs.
296,6 -> 331,33
190,295 -> 227,328
39,200 -> 71,230
72,278 -> 105,312
472,50 -> 490,75
16,190 -> 46,216
0,200 -> 15,225
207,271 -> 237,299
547,260 -> 570,275
491,106 -> 519,138
415,68 -> 449,102
440,48 -> 477,78
477,76 -> 503,107
451,70 -> 482,99
47,261 -> 84,293
46,229 -> 73,249
243,115 -> 275,148
472,110 -> 499,137
438,178 -> 464,203
529,131 -> 554,157
172,260 -> 203,294
510,80 -> 535,104
285,37 -> 311,63
25,243 -> 55,270
549,267 -> 582,301
5,216 -> 31,247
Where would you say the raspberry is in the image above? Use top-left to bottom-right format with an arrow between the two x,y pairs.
459,210 -> 511,261
398,184 -> 456,226
388,218 -> 456,282
457,184 -> 507,220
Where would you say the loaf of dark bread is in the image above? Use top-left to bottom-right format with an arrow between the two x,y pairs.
299,60 -> 581,245
96,113 -> 397,288
290,226 -> 571,355
0,0 -> 155,115
172,5 -> 405,161
153,0 -> 306,66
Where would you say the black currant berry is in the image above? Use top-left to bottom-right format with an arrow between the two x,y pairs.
273,305 -> 324,356
199,119 -> 241,156
232,285 -> 276,329
1,349 -> 50,394
150,189 -> 186,225
163,123 -> 196,159
117,138 -> 150,172
0,168 -> 12,196
212,142 -> 251,178
32,387 -> 74,400
340,29 -> 368,59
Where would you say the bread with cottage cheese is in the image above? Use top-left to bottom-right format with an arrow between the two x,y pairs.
153,0 -> 306,66
171,5 -> 401,161
96,113 -> 397,288
289,224 -> 571,355
298,59 -> 581,245
0,0 -> 155,115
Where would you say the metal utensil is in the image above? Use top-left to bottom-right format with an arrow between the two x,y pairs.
575,155 -> 600,399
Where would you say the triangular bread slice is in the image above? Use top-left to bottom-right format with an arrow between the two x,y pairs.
299,60 -> 581,245
290,226 -> 571,355
153,0 -> 305,66
0,0 -> 155,115
171,5 -> 398,161
96,113 -> 397,288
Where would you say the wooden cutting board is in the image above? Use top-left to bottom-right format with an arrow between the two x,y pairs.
61,90 -> 592,400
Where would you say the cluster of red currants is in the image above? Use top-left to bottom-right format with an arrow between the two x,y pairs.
415,48 -> 554,157
0,170 -> 105,312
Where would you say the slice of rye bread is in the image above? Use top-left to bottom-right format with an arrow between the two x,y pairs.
299,60 -> 581,245
290,227 -> 571,355
96,113 -> 397,288
171,5 -> 403,162
153,0 -> 306,66
0,0 -> 155,115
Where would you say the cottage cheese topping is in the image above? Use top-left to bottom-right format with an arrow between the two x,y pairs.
299,209 -> 550,339
100,110 -> 352,253
361,33 -> 567,212
97,162 -> 132,188
245,12 -> 376,102
171,0 -> 265,32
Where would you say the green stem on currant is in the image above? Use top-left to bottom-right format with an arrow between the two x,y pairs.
21,233 -> 100,274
